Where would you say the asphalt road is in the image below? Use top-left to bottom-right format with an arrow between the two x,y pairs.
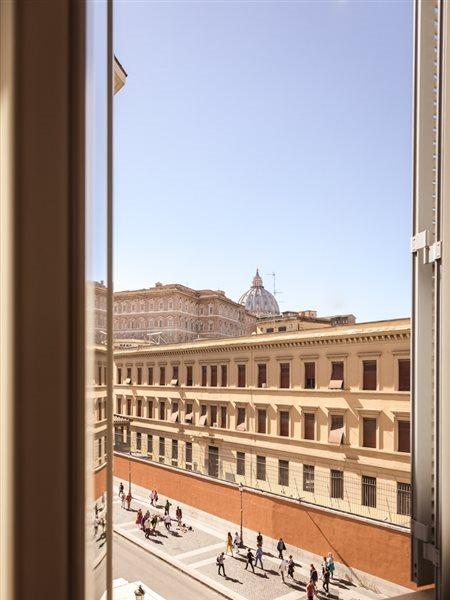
95,532 -> 223,600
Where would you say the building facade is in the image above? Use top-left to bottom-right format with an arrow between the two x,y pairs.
112,318 -> 411,527
256,310 -> 356,334
113,283 -> 256,343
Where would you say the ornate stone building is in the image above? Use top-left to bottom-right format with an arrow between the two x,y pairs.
113,283 -> 256,344
238,269 -> 280,317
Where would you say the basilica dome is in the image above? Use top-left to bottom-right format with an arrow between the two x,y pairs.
238,269 -> 280,317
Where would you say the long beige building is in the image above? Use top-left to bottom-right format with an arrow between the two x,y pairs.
110,318 -> 411,527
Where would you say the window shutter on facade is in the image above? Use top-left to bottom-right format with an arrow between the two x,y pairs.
363,360 -> 377,390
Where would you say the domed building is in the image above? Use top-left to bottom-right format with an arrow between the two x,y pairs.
238,269 -> 280,318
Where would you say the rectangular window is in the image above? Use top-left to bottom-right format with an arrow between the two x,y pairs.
330,361 -> 344,388
147,399 -> 153,418
160,366 -> 166,386
185,403 -> 193,424
159,401 -> 165,421
148,367 -> 153,385
398,359 -> 411,391
172,439 -> 178,465
362,417 -> 377,448
237,451 -> 245,476
278,326 -> 287,332
98,438 -> 102,459
398,420 -> 411,453
127,367 -> 132,382
137,399 -> 142,417
116,396 -> 121,414
304,413 -> 315,440
210,404 -> 218,426
172,366 -> 179,381
159,437 -> 165,463
256,455 -> 266,481
330,469 -> 344,499
362,475 -> 377,508
304,362 -> 316,389
98,365 -> 102,386
257,364 -> 267,387
237,364 -> 246,387
137,367 -> 142,385
221,364 -> 227,387
208,446 -> 219,478
127,398 -> 131,416
363,360 -> 377,390
397,482 -> 411,516
303,464 -> 315,493
266,327 -> 274,333
185,441 -> 193,465
280,363 -> 290,388
147,434 -> 153,456
117,367 -> 122,384
210,365 -> 218,387
257,409 -> 267,434
186,365 -> 193,386
171,401 -> 179,422
136,432 -> 142,451
279,411 -> 290,437
220,406 -> 227,428
278,459 -> 289,487
97,402 -> 101,422
201,365 -> 207,386
104,365 -> 107,385
237,407 -> 246,428
329,414 -> 344,444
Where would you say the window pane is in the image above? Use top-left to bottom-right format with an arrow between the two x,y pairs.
237,451 -> 245,476
363,360 -> 377,390
398,420 -> 411,453
398,359 -> 410,391
304,413 -> 315,440
362,475 -> 377,508
363,418 -> 377,448
256,456 -> 266,481
257,409 -> 267,434
280,363 -> 290,388
303,464 -> 315,493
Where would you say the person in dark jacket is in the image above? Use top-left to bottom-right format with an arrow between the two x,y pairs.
277,538 -> 286,559
245,548 -> 255,573
310,564 -> 318,587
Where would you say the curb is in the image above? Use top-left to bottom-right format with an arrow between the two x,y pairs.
114,526 -> 246,600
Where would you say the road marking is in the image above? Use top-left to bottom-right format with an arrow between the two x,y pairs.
175,541 -> 224,560
189,556 -> 218,569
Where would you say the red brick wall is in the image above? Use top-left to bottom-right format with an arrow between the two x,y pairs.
114,454 -> 415,590
94,464 -> 107,499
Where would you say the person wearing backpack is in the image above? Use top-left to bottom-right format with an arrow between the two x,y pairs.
217,552 -> 226,577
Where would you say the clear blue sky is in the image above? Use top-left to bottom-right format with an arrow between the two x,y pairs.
114,0 -> 413,322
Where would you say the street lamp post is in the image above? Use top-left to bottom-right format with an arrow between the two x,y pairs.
239,483 -> 244,547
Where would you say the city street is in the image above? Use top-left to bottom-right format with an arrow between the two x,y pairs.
95,532 -> 222,600
111,478 -> 410,600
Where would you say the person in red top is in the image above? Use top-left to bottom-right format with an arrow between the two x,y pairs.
135,508 -> 142,527
126,492 -> 132,510
306,579 -> 317,599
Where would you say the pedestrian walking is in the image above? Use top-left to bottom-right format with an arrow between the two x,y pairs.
278,558 -> 288,583
144,518 -> 152,539
164,513 -> 171,531
136,508 -> 143,528
326,553 -> 335,579
245,548 -> 255,573
118,482 -> 124,498
287,555 -> 295,579
150,490 -> 155,506
154,490 -> 158,505
164,499 -> 171,515
142,510 -> 150,531
277,538 -> 286,559
233,531 -> 240,553
121,492 -> 126,509
176,506 -> 182,527
322,567 -> 330,596
151,514 -> 158,534
310,564 -> 318,588
126,492 -> 132,510
256,531 -> 263,547
255,546 -> 264,569
306,579 -> 317,599
226,532 -> 234,556
217,552 -> 226,577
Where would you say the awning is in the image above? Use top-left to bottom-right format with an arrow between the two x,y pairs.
199,414 -> 208,426
236,423 -> 247,432
170,378 -> 178,386
328,427 -> 344,444
185,412 -> 193,423
170,411 -> 179,423
329,379 -> 343,390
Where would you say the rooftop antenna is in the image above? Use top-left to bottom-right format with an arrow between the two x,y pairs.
265,272 -> 282,298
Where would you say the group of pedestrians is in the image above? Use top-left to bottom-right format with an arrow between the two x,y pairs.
306,554 -> 335,598
118,482 -> 132,510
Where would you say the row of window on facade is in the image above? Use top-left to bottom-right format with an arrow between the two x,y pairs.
114,318 -> 242,333
115,358 -> 411,392
114,397 -> 411,453
114,429 -> 411,517
114,300 -> 244,320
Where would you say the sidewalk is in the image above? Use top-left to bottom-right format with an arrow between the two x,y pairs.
113,477 -> 410,600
